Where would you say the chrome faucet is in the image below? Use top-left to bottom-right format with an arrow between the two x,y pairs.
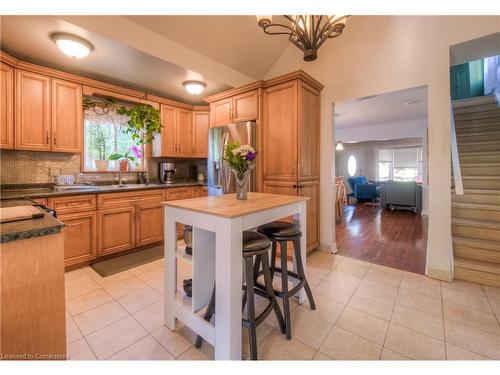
118,170 -> 124,187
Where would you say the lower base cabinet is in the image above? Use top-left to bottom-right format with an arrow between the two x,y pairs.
98,206 -> 136,256
59,211 -> 97,266
136,203 -> 164,247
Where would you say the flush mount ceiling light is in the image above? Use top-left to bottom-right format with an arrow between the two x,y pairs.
257,15 -> 349,62
51,33 -> 93,59
183,80 -> 207,95
335,141 -> 344,151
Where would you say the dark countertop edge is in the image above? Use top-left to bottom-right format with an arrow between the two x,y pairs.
0,182 -> 207,200
0,210 -> 65,244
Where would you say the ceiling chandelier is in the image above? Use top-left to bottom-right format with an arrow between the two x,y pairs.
257,15 -> 349,62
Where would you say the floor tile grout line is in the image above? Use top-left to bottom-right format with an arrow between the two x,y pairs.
440,281 -> 448,360
482,284 -> 500,328
378,275 -> 402,359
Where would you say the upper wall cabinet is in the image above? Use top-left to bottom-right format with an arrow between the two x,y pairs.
51,79 -> 82,153
192,111 -> 209,158
0,62 -> 14,149
209,89 -> 258,127
15,70 -> 51,151
14,69 -> 83,153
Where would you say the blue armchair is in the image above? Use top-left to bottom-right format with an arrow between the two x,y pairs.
347,176 -> 381,202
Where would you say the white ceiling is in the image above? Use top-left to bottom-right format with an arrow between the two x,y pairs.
335,86 -> 428,129
0,16 -> 231,104
126,16 -> 290,80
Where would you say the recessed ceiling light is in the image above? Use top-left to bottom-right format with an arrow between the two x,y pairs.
183,81 -> 207,95
51,33 -> 93,59
403,100 -> 419,106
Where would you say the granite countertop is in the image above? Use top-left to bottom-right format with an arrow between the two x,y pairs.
0,181 -> 207,200
0,199 -> 65,243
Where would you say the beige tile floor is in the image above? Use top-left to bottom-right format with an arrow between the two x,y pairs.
65,251 -> 500,360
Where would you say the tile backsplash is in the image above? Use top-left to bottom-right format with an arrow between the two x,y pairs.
0,150 -> 80,184
0,149 -> 208,185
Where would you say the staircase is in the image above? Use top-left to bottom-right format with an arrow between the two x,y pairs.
452,95 -> 500,287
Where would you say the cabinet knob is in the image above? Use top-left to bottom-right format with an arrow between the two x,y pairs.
46,131 -> 50,145
53,132 -> 57,145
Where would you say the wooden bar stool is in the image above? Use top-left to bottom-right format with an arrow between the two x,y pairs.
256,221 -> 316,340
194,231 -> 285,360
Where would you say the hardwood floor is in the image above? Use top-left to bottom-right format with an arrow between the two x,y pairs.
335,203 -> 427,274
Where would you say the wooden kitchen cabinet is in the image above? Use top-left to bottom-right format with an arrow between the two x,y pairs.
136,203 -> 164,247
232,90 -> 259,122
59,211 -> 97,266
14,69 -> 83,153
211,97 -> 233,127
262,72 -> 323,253
209,90 -> 258,127
0,62 -> 14,149
154,104 -> 195,158
177,108 -> 193,157
51,79 -> 82,153
15,69 -> 51,151
98,206 -> 136,256
192,111 -> 209,157
262,81 -> 298,181
48,194 -> 97,214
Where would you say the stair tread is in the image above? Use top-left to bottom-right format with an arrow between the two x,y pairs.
459,151 -> 500,156
460,162 -> 500,167
458,140 -> 500,145
460,175 -> 500,180
453,236 -> 500,251
452,217 -> 500,229
459,189 -> 500,195
452,202 -> 500,210
457,130 -> 500,137
455,257 -> 500,274
452,95 -> 497,108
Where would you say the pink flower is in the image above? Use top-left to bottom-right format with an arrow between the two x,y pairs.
130,146 -> 142,159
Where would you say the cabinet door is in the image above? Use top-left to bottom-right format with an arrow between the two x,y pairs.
15,70 -> 51,151
0,63 -> 14,149
51,79 -> 82,153
59,211 -> 97,266
192,111 -> 209,157
262,81 -> 297,181
298,181 -> 320,253
160,104 -> 177,157
233,90 -> 258,122
98,207 -> 136,256
210,97 -> 232,127
136,203 -> 163,247
176,108 -> 193,157
298,82 -> 320,180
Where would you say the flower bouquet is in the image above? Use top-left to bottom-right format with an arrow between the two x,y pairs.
223,142 -> 257,200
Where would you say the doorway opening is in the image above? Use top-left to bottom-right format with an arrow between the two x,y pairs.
334,86 -> 429,274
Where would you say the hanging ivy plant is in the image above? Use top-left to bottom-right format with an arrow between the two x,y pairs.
83,97 -> 162,145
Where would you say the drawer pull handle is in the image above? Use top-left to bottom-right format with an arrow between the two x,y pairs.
65,202 -> 84,206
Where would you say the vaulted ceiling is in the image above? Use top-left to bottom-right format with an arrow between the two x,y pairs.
0,15 -> 291,105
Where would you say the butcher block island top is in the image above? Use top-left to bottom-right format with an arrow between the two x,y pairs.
163,192 -> 309,218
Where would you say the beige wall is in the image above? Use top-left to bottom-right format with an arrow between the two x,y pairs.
265,16 -> 500,279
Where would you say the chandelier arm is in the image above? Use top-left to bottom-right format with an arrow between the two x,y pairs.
312,15 -> 323,47
262,22 -> 297,36
286,15 -> 310,48
317,16 -> 335,40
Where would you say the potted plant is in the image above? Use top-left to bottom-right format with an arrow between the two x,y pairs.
223,142 -> 257,200
89,123 -> 110,171
108,146 -> 142,172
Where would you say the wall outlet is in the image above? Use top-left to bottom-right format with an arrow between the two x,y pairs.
49,167 -> 61,176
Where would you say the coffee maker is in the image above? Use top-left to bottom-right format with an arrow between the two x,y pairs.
159,162 -> 176,184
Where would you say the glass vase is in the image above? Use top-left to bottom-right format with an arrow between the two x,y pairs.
231,169 -> 251,200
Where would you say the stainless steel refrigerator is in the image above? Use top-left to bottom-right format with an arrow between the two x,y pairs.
207,121 -> 257,196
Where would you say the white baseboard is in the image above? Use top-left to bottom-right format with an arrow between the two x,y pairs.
426,266 -> 453,281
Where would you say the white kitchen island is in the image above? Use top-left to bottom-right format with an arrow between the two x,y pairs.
163,192 -> 309,360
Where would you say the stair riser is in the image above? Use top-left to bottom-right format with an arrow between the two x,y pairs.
454,245 -> 500,264
456,125 -> 500,134
453,193 -> 500,205
458,133 -> 500,142
459,144 -> 500,152
452,207 -> 500,223
454,267 -> 500,287
461,179 -> 500,190
453,103 -> 500,115
460,166 -> 500,176
452,224 -> 500,241
455,111 -> 500,121
460,154 -> 500,163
